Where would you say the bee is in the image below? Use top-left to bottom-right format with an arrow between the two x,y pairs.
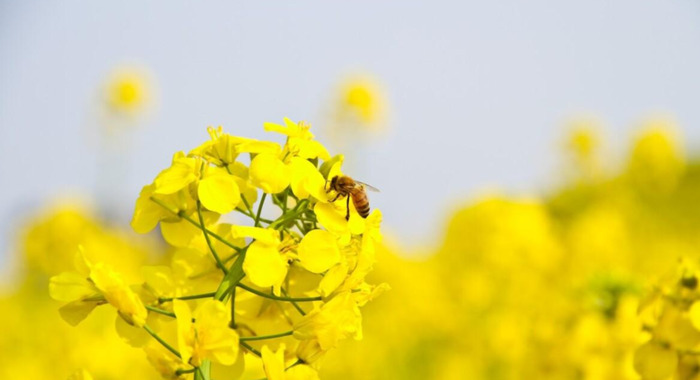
327,175 -> 379,220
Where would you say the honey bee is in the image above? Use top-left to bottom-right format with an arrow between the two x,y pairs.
327,175 -> 379,220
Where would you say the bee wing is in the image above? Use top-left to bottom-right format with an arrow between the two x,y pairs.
355,181 -> 380,193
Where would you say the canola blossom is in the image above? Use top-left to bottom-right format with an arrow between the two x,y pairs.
331,75 -> 387,130
102,66 -> 151,118
633,259 -> 700,380
48,118 -> 387,379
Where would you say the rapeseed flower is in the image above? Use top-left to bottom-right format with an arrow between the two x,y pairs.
49,248 -> 148,328
173,299 -> 239,366
103,66 -> 151,117
51,118 -> 385,379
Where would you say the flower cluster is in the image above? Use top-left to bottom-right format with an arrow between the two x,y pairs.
48,118 -> 386,379
633,259 -> 700,380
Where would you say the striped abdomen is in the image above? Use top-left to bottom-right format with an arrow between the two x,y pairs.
350,188 -> 370,218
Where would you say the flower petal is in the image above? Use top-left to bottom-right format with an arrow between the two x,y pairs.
160,219 -> 201,248
58,300 -> 99,327
298,230 -> 341,274
250,153 -> 291,194
289,157 -> 328,201
243,241 -> 288,287
173,299 -> 194,364
286,364 -> 320,380
194,300 -> 240,366
154,154 -> 198,194
198,173 -> 241,214
49,272 -> 97,302
318,262 -> 348,297
261,344 -> 286,380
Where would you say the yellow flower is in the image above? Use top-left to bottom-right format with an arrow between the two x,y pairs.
190,126 -> 248,167
264,118 -> 330,161
131,182 -> 191,234
250,153 -> 292,194
104,66 -> 150,115
132,151 -> 245,241
249,153 -> 328,199
332,76 -> 387,130
293,292 -> 362,350
262,345 -> 320,380
153,152 -> 241,214
249,119 -> 331,195
626,120 -> 685,193
288,157 -> 328,201
190,127 -> 260,208
90,263 -> 148,327
142,247 -> 223,300
67,369 -> 93,380
298,230 -> 341,274
262,344 -> 286,380
286,364 -> 320,380
633,340 -> 678,380
317,261 -> 349,297
237,226 -> 288,288
173,299 -> 239,366
49,249 -> 147,327
144,343 -> 189,380
243,241 -> 288,288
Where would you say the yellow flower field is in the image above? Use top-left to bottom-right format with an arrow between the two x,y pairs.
3,117 -> 700,379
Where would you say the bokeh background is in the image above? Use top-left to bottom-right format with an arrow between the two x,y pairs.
2,1 -> 700,379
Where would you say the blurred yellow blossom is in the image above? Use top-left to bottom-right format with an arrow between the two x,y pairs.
331,75 -> 387,130
626,119 -> 685,194
103,66 -> 151,117
67,369 -> 93,380
49,248 -> 148,328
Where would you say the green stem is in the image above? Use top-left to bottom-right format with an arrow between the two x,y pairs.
215,248 -> 248,301
144,325 -> 181,359
150,196 -> 243,254
240,193 -> 253,214
255,193 -> 267,227
282,189 -> 289,213
269,199 -> 308,230
294,220 -> 308,235
82,295 -> 107,303
229,286 -> 237,329
286,359 -> 304,370
158,292 -> 217,304
240,341 -> 262,357
237,283 -> 322,302
222,251 -> 240,264
197,201 -> 228,275
235,207 -> 274,224
146,305 -> 176,318
281,288 -> 306,316
196,360 -> 211,380
175,368 -> 196,375
239,330 -> 294,341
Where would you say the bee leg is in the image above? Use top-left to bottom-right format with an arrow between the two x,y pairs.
330,193 -> 341,202
345,196 -> 350,221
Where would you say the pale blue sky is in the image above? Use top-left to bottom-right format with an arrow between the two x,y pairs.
1,1 -> 700,256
